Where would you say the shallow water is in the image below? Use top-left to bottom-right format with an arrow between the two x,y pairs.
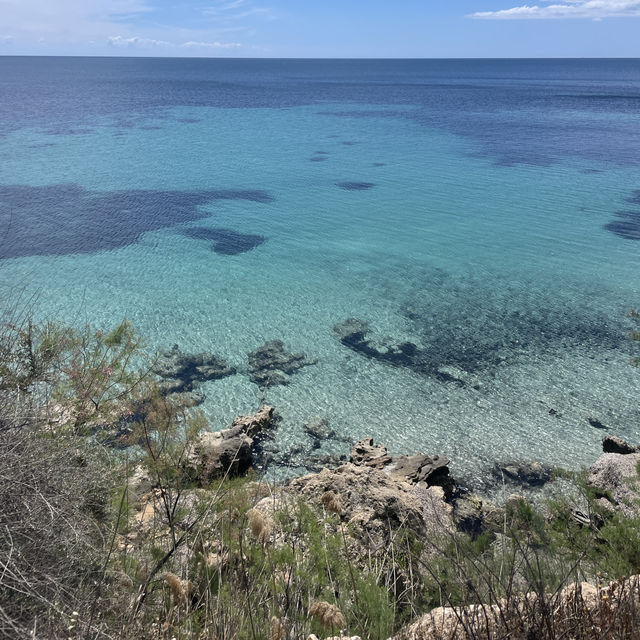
1,58 -> 640,488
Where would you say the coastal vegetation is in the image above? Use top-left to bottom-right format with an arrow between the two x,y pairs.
1,313 -> 639,639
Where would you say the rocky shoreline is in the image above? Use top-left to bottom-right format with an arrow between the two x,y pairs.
185,405 -> 640,542
122,402 -> 640,640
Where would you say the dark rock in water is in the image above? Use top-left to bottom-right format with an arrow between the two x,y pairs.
626,189 -> 640,205
602,435 -> 639,455
247,340 -> 317,388
604,209 -> 640,240
165,389 -> 206,408
303,417 -> 335,448
587,416 -> 608,430
492,461 -> 553,487
181,226 -> 266,255
0,183 -> 274,259
436,365 -> 469,386
303,452 -> 348,472
333,318 -> 421,367
336,181 -> 375,191
155,344 -> 236,392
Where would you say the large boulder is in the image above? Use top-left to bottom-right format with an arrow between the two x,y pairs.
602,435 -> 640,455
286,462 -> 454,551
588,452 -> 640,518
187,405 -> 276,482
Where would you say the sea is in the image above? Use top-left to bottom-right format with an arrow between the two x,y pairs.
1,57 -> 640,489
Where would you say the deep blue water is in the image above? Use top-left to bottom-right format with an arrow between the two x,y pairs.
1,57 -> 640,489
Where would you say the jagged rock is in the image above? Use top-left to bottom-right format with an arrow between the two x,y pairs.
603,435 -> 639,455
155,344 -> 236,392
189,425 -> 253,481
350,438 -> 390,466
390,454 -> 452,489
286,462 -> 454,549
588,452 -> 640,518
492,461 -> 553,487
453,493 -> 484,537
247,340 -> 316,387
187,406 -> 276,482
230,405 -> 276,439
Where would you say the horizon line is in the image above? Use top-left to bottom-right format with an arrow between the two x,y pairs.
1,54 -> 640,61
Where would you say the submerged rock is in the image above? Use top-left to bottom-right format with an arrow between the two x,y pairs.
155,344 -> 236,392
492,461 -> 553,487
587,416 -> 608,430
247,340 -> 317,387
303,416 -> 335,441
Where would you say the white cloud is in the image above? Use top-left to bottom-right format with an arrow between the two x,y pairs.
181,40 -> 242,49
108,35 -> 170,47
470,0 -> 640,19
108,35 -> 243,51
0,0 -> 257,54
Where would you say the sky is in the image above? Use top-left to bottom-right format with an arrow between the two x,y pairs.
0,0 -> 639,58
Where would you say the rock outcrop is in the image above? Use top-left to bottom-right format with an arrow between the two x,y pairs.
393,576 -> 640,640
602,435 -> 640,455
186,405 -> 276,482
255,438 -> 456,562
588,451 -> 640,518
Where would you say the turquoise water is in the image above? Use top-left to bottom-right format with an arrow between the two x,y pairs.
2,59 -> 640,487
